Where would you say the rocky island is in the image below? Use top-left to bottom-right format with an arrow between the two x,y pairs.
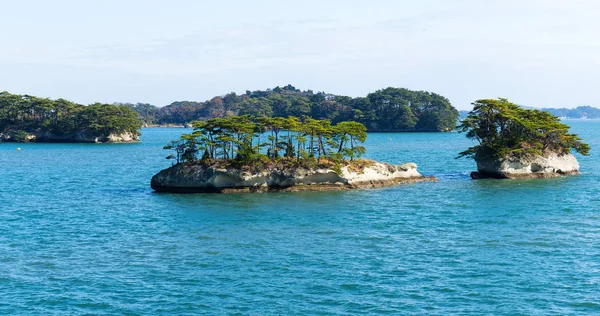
0,91 -> 142,143
151,160 -> 434,193
458,98 -> 590,179
151,116 -> 435,193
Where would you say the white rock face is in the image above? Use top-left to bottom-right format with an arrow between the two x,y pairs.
151,161 -> 434,193
105,132 -> 137,143
474,153 -> 580,179
342,162 -> 422,184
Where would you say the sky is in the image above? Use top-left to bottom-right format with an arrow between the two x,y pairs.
1,0 -> 599,110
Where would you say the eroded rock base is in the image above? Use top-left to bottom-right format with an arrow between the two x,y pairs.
470,170 -> 579,180
471,153 -> 581,179
152,175 -> 438,193
150,160 -> 437,193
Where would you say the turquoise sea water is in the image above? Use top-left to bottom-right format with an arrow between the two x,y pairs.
1,121 -> 599,314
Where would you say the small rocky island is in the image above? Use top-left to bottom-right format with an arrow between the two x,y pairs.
151,160 -> 434,193
458,98 -> 590,179
151,116 -> 435,193
0,91 -> 141,143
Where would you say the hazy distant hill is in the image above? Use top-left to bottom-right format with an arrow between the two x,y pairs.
460,105 -> 600,120
541,106 -> 600,119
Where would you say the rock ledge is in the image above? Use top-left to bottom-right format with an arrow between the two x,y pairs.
471,153 -> 580,179
151,161 -> 437,193
0,130 -> 139,143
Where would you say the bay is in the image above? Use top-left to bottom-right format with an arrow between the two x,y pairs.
1,121 -> 599,314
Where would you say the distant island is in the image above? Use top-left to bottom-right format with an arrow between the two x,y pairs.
458,98 -> 590,179
0,92 -> 142,143
0,85 -> 459,143
540,105 -> 600,119
151,116 -> 436,193
459,105 -> 600,120
122,85 -> 459,132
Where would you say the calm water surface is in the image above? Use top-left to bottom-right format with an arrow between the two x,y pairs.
1,121 -> 599,314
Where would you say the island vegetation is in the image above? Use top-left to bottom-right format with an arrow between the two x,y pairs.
457,98 -> 590,179
0,91 -> 142,143
123,85 -> 459,132
163,115 -> 368,171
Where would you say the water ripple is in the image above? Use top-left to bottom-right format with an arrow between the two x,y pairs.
1,125 -> 600,314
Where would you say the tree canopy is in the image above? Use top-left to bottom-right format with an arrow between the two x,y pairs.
457,98 -> 590,160
0,91 -> 142,142
122,85 -> 459,132
164,115 -> 368,168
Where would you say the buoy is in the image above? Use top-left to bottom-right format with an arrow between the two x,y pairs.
17,148 -> 21,151
389,138 -> 392,141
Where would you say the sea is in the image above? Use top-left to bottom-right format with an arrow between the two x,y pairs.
1,120 -> 599,315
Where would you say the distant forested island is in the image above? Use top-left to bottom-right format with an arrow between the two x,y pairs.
459,105 -> 600,120
121,85 -> 459,132
0,86 -> 458,143
0,92 -> 141,143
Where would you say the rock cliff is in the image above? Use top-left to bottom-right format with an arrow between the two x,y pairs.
471,153 -> 580,179
151,161 -> 436,193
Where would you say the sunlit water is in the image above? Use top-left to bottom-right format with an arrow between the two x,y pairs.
1,121 -> 599,314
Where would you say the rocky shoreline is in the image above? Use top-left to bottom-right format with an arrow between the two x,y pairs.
143,124 -> 190,128
151,160 -> 437,193
0,130 -> 139,143
471,153 -> 580,179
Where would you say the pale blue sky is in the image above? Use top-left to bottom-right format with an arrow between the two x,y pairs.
1,0 -> 599,109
